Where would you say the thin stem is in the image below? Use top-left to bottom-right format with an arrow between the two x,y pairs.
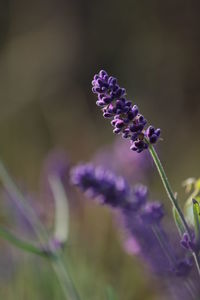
52,254 -> 81,300
184,281 -> 196,300
192,253 -> 200,277
147,142 -> 200,277
0,226 -> 46,257
147,143 -> 190,235
152,225 -> 175,265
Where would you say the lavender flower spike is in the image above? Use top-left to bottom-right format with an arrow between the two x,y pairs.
71,164 -> 130,208
92,70 -> 161,153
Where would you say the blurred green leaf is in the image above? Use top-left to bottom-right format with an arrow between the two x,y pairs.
49,175 -> 69,245
195,179 -> 200,191
0,226 -> 46,256
193,199 -> 200,244
184,178 -> 200,225
182,177 -> 196,193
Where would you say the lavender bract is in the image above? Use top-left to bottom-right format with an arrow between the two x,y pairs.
92,70 -> 161,153
180,232 -> 196,252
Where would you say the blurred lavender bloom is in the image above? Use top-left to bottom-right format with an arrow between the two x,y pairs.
131,184 -> 148,209
173,259 -> 192,277
71,163 -> 130,208
71,163 -> 200,298
122,208 -> 170,275
168,281 -> 196,300
71,163 -> 192,279
122,201 -> 193,278
140,202 -> 164,224
93,137 -> 151,182
92,70 -> 161,153
122,184 -> 148,212
123,236 -> 141,255
180,232 -> 196,252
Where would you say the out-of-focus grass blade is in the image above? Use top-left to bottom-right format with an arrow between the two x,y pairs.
172,206 -> 185,236
0,226 -> 46,256
193,199 -> 200,244
48,175 -> 69,244
0,161 -> 48,243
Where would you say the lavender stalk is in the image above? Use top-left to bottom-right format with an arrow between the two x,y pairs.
91,69 -> 200,279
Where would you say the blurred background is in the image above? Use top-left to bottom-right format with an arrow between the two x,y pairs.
0,0 -> 200,299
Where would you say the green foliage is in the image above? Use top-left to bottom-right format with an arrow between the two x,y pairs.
49,175 -> 69,244
193,199 -> 200,244
183,178 -> 200,225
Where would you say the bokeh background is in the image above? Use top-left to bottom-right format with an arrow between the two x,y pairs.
0,0 -> 200,299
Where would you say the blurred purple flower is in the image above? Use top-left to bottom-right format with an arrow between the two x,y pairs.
122,208 -> 169,275
123,236 -> 140,255
180,232 -> 196,252
71,163 -> 130,208
93,137 -> 151,182
140,202 -> 164,224
71,163 -> 192,278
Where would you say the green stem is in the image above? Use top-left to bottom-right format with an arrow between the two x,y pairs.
147,143 -> 190,234
52,254 -> 81,300
147,142 -> 200,277
0,226 -> 46,257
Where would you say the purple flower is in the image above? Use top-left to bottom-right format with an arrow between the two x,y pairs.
140,202 -> 164,224
180,232 -> 196,252
93,137 -> 151,182
92,70 -> 161,153
173,259 -> 192,277
71,164 -> 150,211
125,184 -> 148,211
123,236 -> 141,255
122,204 -> 192,278
71,163 -> 192,281
71,164 -> 130,208
122,211 -> 170,275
